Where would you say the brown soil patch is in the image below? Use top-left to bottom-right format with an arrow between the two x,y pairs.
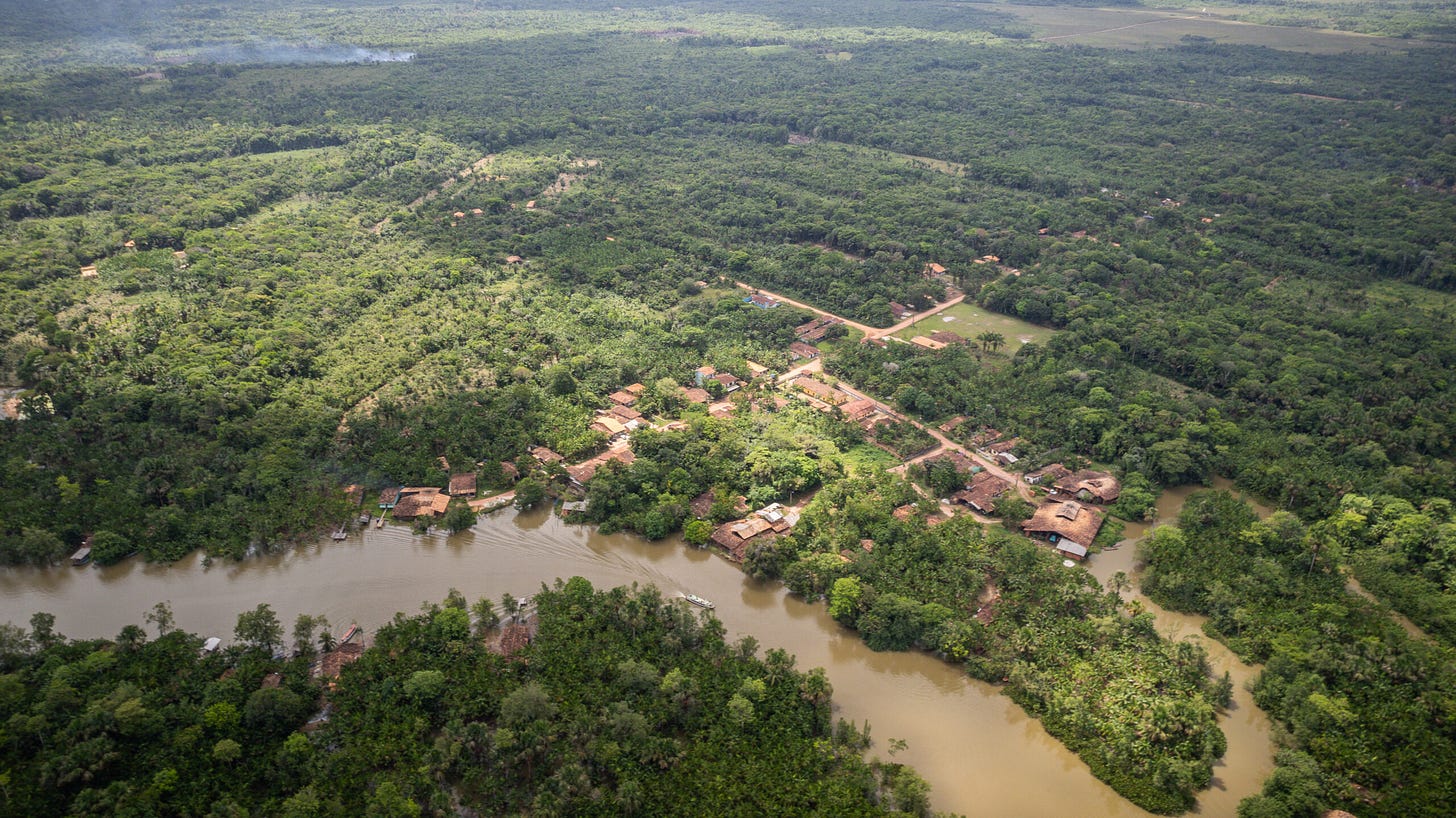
974,580 -> 1002,624
539,159 -> 600,199
806,241 -> 863,261
372,154 -> 498,234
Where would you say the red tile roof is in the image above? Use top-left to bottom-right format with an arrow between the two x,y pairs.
448,473 -> 477,496
709,515 -> 784,561
952,471 -> 1012,512
609,404 -> 643,421
314,642 -> 365,680
566,447 -> 636,485
528,446 -> 564,464
392,494 -> 435,519
841,398 -> 880,423
430,493 -> 452,515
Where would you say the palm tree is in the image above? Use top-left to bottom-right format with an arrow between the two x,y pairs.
977,331 -> 1006,354
1107,571 -> 1131,599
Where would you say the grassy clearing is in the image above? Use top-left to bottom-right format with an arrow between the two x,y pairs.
818,140 -> 966,176
1364,280 -> 1456,315
840,442 -> 900,475
1138,0 -> 1456,40
987,3 -> 1436,53
893,302 -> 1057,347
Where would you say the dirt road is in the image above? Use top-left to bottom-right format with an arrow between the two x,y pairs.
735,282 -> 878,336
874,294 -> 966,338
827,375 -> 1034,502
777,357 -> 824,384
735,282 -> 965,340
738,278 -> 1033,505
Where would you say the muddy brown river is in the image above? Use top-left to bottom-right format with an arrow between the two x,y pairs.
0,481 -> 1275,817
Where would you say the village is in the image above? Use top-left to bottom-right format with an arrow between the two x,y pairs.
179,268 -> 1129,787
350,265 -> 1122,572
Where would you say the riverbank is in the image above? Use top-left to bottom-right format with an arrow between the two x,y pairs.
1086,478 -> 1277,818
0,504 -> 1199,818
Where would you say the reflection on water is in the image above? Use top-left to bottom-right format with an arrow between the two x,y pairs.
0,488 -> 1273,817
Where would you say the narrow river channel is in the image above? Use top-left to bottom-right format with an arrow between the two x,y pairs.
1086,478 -> 1277,818
0,480 -> 1276,817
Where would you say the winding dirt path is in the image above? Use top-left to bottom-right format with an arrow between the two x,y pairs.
735,282 -> 877,335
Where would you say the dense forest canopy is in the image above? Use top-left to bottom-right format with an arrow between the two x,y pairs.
1140,491 -> 1456,818
2,0 -> 1453,562
2,0 -> 1455,815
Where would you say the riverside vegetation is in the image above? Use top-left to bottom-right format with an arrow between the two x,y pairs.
2,0 -> 1455,815
0,581 -> 938,816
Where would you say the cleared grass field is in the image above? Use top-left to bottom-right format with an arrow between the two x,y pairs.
988,3 -> 1436,53
893,302 -> 1057,348
1364,280 -> 1456,314
816,140 -> 966,177
840,443 -> 901,475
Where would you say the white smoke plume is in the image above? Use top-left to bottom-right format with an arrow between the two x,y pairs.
183,40 -> 415,64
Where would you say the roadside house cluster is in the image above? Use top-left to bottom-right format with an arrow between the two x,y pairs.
795,316 -> 842,343
593,382 -> 646,440
978,434 -> 1023,466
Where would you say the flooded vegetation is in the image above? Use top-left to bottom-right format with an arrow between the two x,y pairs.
3,489 -> 1272,816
